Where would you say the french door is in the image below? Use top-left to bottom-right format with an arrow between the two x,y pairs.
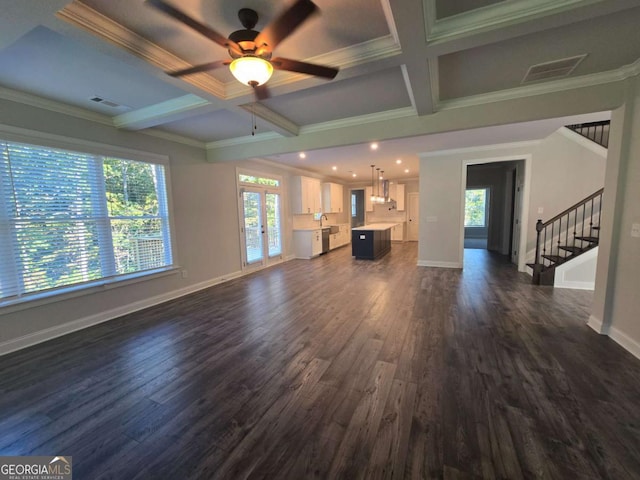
240,187 -> 282,270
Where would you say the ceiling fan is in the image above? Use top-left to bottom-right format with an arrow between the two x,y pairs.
147,0 -> 340,100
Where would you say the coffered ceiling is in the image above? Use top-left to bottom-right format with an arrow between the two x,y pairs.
0,0 -> 638,181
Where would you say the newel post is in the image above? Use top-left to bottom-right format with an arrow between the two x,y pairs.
534,219 -> 543,266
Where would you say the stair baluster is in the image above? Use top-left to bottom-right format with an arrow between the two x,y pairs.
529,188 -> 603,285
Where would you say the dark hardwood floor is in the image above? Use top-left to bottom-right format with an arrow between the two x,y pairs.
1,244 -> 640,479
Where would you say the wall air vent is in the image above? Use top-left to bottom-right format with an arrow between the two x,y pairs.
522,54 -> 587,83
89,96 -> 129,109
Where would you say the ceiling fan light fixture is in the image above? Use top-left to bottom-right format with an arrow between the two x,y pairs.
230,56 -> 273,87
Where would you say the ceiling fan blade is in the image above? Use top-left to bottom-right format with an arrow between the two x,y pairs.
271,57 -> 339,79
254,0 -> 318,51
168,60 -> 229,77
254,84 -> 270,101
146,0 -> 242,56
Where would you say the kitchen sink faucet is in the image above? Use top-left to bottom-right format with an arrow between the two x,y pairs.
320,214 -> 328,226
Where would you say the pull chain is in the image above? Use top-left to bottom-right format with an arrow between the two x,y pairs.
251,103 -> 257,136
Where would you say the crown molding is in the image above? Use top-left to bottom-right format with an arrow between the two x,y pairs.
0,86 -> 113,126
57,1 -> 226,98
428,0 -> 607,44
300,107 -> 416,135
437,60 -> 640,111
380,0 -> 400,45
420,140 -> 540,158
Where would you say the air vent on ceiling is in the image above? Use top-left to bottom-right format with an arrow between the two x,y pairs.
522,54 -> 587,83
89,96 -> 128,109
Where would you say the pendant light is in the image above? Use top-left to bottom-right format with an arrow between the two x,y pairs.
370,165 -> 376,202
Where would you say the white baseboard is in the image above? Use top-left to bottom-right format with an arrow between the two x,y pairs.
554,280 -> 595,290
587,314 -> 606,334
587,316 -> 640,360
417,260 -> 463,268
608,326 -> 640,361
0,269 -> 243,357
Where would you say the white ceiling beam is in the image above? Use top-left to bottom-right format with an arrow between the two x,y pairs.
387,0 -> 434,115
113,94 -> 212,130
235,103 -> 299,137
206,79 -> 627,162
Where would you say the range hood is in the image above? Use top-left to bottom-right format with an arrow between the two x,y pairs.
381,180 -> 394,203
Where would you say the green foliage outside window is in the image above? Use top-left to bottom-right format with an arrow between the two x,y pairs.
465,189 -> 487,227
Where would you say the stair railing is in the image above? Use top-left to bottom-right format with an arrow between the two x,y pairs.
565,121 -> 610,148
534,188 -> 604,277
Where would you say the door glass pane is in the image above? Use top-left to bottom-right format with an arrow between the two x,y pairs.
243,191 -> 263,264
266,192 -> 281,257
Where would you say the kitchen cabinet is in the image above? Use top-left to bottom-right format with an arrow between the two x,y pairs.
292,176 -> 321,214
391,222 -> 405,242
389,183 -> 405,211
293,229 -> 323,258
329,224 -> 350,250
322,182 -> 344,213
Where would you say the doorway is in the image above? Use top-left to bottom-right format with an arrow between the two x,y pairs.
237,172 -> 283,271
462,159 -> 526,268
351,189 -> 365,228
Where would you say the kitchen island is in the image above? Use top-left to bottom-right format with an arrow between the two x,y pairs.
351,223 -> 397,260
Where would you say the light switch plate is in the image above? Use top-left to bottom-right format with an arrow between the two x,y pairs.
538,207 -> 544,214
632,223 -> 640,238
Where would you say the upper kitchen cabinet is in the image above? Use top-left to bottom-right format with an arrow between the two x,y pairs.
292,176 -> 322,214
389,183 -> 405,211
322,182 -> 344,213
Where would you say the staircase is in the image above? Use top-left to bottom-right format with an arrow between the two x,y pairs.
528,189 -> 603,285
527,120 -> 609,285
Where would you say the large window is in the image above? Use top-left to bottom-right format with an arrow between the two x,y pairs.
464,188 -> 488,227
0,139 -> 172,303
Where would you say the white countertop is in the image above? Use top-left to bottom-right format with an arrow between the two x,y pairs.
352,223 -> 398,231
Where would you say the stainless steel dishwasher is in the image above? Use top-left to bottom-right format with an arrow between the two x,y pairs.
321,227 -> 330,254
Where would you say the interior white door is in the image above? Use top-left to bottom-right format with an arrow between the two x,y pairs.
407,192 -> 419,241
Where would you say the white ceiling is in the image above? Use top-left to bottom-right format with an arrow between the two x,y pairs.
0,0 -> 637,181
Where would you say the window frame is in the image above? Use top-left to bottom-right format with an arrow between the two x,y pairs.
464,187 -> 490,228
0,124 -> 178,313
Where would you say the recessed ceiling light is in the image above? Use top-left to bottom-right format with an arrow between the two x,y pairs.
352,173 -> 357,177
370,142 -> 378,150
332,166 -> 337,171
404,168 -> 409,173
396,159 -> 402,164
299,152 -> 306,159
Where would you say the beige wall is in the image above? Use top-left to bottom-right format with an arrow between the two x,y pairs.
0,99 -> 304,352
418,156 -> 463,267
591,76 -> 640,358
418,128 -> 607,268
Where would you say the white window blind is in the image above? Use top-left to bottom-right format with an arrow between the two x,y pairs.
0,140 -> 172,303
